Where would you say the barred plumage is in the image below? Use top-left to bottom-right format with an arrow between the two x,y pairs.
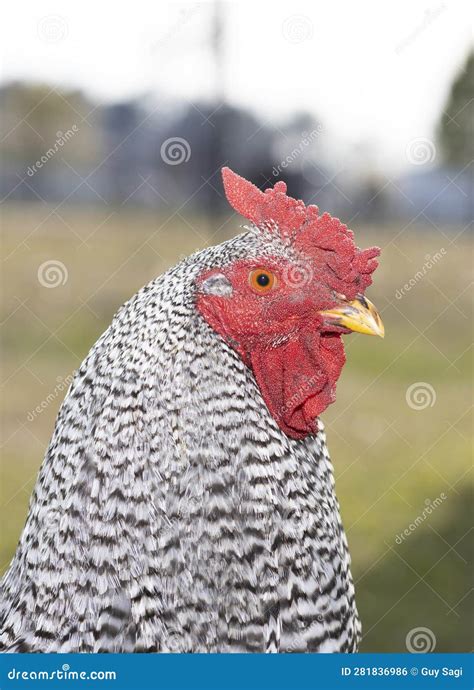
0,169 -> 383,653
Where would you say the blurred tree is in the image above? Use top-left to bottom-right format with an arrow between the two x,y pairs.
101,101 -> 143,204
0,82 -> 102,167
438,51 -> 474,166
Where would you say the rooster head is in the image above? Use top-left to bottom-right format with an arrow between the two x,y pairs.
196,167 -> 383,440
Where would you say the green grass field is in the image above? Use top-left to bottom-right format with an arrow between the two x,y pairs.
1,203 -> 472,652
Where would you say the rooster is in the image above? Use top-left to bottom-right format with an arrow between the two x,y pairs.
0,168 -> 383,653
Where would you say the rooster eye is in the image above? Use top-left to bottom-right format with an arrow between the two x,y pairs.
249,269 -> 276,293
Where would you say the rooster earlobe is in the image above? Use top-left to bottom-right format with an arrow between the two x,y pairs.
200,272 -> 233,297
221,167 -> 265,224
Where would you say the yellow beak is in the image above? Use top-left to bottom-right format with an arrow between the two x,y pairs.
319,294 -> 385,338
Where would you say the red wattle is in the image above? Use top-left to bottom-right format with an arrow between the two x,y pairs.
250,331 -> 346,439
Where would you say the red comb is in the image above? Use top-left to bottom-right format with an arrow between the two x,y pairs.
221,166 -> 380,295
222,166 -> 315,235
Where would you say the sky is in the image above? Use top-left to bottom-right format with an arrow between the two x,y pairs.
1,0 -> 472,172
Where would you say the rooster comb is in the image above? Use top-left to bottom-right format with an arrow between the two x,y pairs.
221,166 -> 380,294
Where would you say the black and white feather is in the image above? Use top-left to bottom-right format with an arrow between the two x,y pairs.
0,228 -> 360,653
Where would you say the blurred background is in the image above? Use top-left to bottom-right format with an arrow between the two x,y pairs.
0,0 -> 472,652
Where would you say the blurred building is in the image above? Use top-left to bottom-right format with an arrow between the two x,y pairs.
0,81 -> 472,228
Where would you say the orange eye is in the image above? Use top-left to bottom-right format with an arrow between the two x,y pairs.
249,268 -> 276,293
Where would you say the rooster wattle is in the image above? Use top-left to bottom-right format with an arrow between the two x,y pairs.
0,168 -> 383,653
